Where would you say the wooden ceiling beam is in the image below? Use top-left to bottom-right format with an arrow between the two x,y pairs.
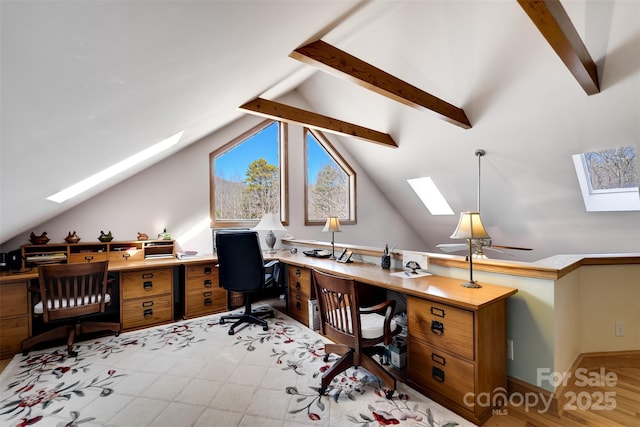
239,97 -> 397,148
518,0 -> 600,95
290,40 -> 471,129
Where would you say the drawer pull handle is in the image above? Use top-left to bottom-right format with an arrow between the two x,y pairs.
296,294 -> 301,301
430,307 -> 445,318
431,353 -> 446,366
295,282 -> 301,289
143,281 -> 153,290
432,367 -> 445,383
431,320 -> 444,335
204,267 -> 212,274
295,269 -> 301,277
123,253 -> 130,260
142,301 -> 154,308
203,291 -> 212,297
204,298 -> 212,306
84,255 -> 94,262
143,308 -> 153,318
204,279 -> 212,287
142,273 -> 154,279
296,301 -> 301,310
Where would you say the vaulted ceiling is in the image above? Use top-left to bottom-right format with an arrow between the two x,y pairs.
1,0 -> 639,261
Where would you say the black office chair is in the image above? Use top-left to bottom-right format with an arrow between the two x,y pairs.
216,230 -> 277,335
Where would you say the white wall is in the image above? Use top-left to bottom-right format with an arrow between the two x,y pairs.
2,91 -> 426,257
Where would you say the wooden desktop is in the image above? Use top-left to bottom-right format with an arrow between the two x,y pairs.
0,247 -> 516,425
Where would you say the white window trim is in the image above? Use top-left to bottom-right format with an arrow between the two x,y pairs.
572,154 -> 640,212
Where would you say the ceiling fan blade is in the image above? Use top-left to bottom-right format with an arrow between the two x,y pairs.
436,243 -> 467,253
484,247 -> 515,257
491,245 -> 533,251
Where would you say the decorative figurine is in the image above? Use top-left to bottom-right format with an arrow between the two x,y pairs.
158,228 -> 171,240
29,231 -> 50,245
137,232 -> 149,241
65,231 -> 81,244
98,230 -> 113,242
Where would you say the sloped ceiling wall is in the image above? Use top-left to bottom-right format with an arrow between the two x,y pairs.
1,1 -> 639,261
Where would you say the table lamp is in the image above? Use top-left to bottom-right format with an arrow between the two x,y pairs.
254,212 -> 287,253
322,217 -> 341,259
450,211 -> 490,288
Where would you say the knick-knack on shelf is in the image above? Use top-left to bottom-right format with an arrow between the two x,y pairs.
65,231 -> 81,244
98,230 -> 113,242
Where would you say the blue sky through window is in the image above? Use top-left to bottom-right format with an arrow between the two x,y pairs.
215,122 -> 279,180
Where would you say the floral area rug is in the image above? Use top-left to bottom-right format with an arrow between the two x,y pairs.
0,306 -> 473,427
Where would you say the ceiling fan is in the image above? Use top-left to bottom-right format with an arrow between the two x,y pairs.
436,149 -> 532,258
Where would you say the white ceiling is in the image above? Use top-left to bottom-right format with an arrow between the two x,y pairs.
2,0 -> 639,261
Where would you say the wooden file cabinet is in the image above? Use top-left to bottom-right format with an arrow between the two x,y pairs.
407,295 -> 508,425
184,262 -> 226,319
287,266 -> 313,326
120,267 -> 173,330
0,280 -> 30,359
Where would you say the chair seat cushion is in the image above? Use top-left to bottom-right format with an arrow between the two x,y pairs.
330,309 -> 397,339
34,293 -> 111,314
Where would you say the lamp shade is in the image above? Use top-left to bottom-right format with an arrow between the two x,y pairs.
322,217 -> 341,233
450,212 -> 490,239
253,213 -> 287,231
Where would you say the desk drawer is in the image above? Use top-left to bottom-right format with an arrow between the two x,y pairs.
288,267 -> 311,298
186,271 -> 218,291
108,250 -> 144,263
185,287 -> 226,317
408,296 -> 474,361
186,263 -> 217,280
121,295 -> 172,330
0,316 -> 30,357
0,281 -> 29,316
121,269 -> 172,299
408,340 -> 475,408
288,291 -> 310,325
68,252 -> 109,264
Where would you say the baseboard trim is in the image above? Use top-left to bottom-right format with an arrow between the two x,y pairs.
507,376 -> 559,416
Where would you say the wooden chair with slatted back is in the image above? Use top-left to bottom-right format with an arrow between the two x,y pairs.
312,269 -> 401,399
21,261 -> 120,356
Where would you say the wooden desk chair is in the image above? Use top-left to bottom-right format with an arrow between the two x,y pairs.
313,269 -> 401,399
216,230 -> 276,335
22,261 -> 120,356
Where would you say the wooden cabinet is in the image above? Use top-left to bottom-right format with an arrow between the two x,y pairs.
21,240 -> 174,267
0,280 -> 30,358
120,267 -> 174,330
184,262 -> 226,319
287,266 -> 313,326
407,295 -> 508,425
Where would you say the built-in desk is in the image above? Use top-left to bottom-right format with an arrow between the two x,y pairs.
0,251 -> 517,425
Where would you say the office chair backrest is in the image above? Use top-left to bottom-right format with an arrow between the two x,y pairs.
38,260 -> 110,322
216,230 -> 265,293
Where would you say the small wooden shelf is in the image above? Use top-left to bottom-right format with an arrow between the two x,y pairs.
20,240 -> 175,267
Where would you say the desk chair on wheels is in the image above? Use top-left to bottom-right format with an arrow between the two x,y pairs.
22,261 -> 120,357
313,269 -> 401,399
216,230 -> 277,335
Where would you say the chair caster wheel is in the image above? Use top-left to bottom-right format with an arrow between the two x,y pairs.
319,388 -> 326,396
228,329 -> 235,335
262,326 -> 268,331
220,319 -> 226,325
323,355 -> 329,362
385,390 -> 394,399
115,332 -> 120,337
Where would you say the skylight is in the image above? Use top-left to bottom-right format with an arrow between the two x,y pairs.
572,146 -> 639,212
47,131 -> 184,203
407,177 -> 454,215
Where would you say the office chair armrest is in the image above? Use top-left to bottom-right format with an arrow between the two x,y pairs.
263,259 -> 279,268
361,300 -> 398,345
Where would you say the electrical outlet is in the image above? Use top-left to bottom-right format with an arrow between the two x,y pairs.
507,340 -> 514,360
615,321 -> 624,337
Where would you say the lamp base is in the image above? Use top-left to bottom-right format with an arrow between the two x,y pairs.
461,280 -> 482,288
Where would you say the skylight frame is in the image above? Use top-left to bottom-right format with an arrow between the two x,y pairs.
407,177 -> 454,216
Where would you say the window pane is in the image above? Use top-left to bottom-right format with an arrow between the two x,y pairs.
211,121 -> 284,224
306,131 -> 352,222
583,146 -> 638,191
